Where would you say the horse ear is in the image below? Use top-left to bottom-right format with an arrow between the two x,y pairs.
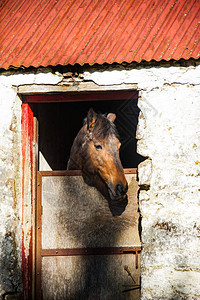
87,108 -> 97,132
107,113 -> 116,123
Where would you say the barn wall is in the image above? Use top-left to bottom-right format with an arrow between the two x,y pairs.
0,70 -> 62,299
0,84 -> 22,299
85,61 -> 200,299
0,60 -> 199,299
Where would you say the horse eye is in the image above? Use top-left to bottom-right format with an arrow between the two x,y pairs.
94,144 -> 102,150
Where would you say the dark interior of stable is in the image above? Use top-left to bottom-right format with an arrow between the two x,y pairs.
34,92 -> 144,170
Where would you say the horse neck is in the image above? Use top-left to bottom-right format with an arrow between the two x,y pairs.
67,125 -> 88,170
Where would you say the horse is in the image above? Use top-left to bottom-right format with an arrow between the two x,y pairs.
67,108 -> 128,201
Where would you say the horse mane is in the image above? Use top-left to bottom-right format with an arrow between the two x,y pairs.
84,113 -> 119,139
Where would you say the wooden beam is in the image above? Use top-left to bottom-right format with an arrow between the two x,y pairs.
22,103 -> 34,300
18,83 -> 138,95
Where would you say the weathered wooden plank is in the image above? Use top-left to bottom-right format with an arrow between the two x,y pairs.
22,103 -> 34,300
19,83 -> 138,95
42,254 -> 140,300
41,174 -> 140,249
39,168 -> 137,176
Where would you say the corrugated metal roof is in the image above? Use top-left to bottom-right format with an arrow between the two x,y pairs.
0,0 -> 199,69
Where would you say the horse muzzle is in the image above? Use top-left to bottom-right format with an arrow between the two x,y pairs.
108,181 -> 128,201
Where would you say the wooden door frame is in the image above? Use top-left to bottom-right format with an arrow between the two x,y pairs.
22,103 -> 38,300
36,170 -> 141,300
21,90 -> 138,299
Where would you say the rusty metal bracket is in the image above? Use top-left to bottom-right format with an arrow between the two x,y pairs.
41,247 -> 141,270
41,246 -> 141,257
122,248 -> 140,269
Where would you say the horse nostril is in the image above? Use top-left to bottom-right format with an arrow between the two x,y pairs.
116,182 -> 128,196
116,183 -> 122,195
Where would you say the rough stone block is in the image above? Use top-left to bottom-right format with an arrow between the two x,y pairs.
138,159 -> 152,187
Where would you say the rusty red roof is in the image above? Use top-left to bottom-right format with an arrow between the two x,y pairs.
0,0 -> 200,69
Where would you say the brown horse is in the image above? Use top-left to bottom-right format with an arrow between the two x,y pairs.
67,108 -> 128,201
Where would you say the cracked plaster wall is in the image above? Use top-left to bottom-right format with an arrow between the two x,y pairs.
85,61 -> 200,299
0,61 -> 200,299
0,69 -> 62,298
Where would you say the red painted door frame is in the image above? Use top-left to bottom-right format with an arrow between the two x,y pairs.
21,90 -> 138,299
22,103 -> 34,300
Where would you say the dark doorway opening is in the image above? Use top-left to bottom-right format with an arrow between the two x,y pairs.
22,90 -> 143,299
29,90 -> 144,170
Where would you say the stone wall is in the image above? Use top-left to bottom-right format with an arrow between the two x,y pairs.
85,60 -> 200,299
0,60 -> 200,299
137,85 -> 200,299
0,84 -> 22,299
0,70 -> 62,299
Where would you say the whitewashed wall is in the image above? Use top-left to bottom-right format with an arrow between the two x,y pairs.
85,62 -> 200,299
0,60 -> 200,299
0,70 -> 62,299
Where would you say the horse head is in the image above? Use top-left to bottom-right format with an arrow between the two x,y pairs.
68,108 -> 128,201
